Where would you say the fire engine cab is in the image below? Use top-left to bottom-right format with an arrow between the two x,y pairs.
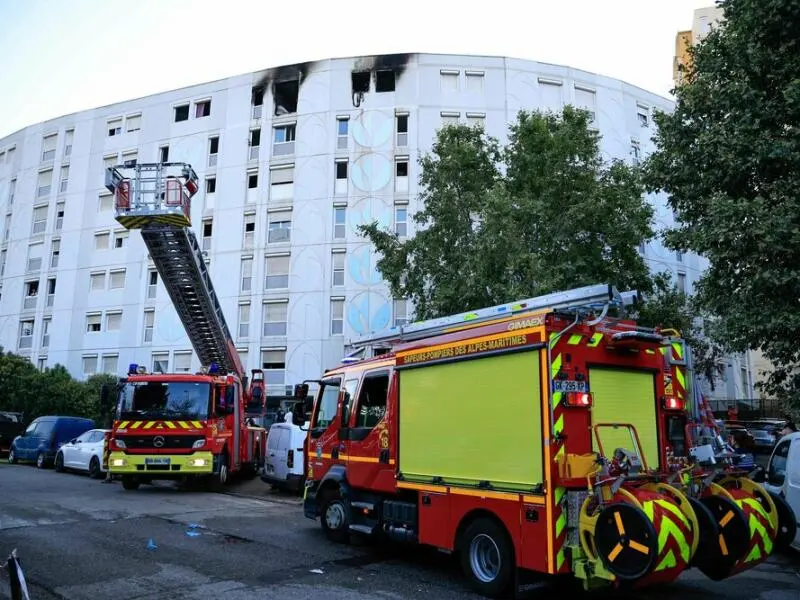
294,284 -> 786,597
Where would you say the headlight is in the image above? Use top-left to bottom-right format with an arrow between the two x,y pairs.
189,458 -> 208,467
192,439 -> 205,449
115,439 -> 126,449
110,458 -> 126,467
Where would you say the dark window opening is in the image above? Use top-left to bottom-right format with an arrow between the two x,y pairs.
206,178 -> 216,194
159,146 -> 169,162
376,70 -> 396,92
149,271 -> 157,285
274,80 -> 299,115
355,373 -> 389,428
248,173 -> 258,188
250,129 -> 261,146
352,72 -> 370,94
174,104 -> 189,122
252,86 -> 264,107
195,100 -> 211,118
396,161 -> 408,177
209,137 -> 219,154
245,221 -> 255,233
203,221 -> 213,237
47,278 -> 56,294
336,161 -> 348,179
396,114 -> 408,133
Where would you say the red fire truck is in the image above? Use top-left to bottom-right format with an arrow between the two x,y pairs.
102,162 -> 267,491
293,284 -> 787,597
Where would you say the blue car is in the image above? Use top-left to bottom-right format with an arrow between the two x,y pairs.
8,416 -> 95,469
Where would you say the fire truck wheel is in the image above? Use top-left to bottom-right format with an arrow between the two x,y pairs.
211,451 -> 229,491
89,456 -> 101,479
320,487 -> 351,544
459,517 -> 514,598
55,452 -> 65,472
121,476 -> 140,491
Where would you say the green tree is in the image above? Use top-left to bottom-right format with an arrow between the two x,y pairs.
643,0 -> 800,403
359,108 -> 655,320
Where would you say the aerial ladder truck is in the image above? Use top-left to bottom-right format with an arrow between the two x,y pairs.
102,162 -> 266,491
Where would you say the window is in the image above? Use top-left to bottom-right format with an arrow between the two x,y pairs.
82,355 -> 98,375
64,129 -> 74,157
261,349 -> 286,385
441,112 -> 460,127
107,118 -> 122,136
24,280 -> 39,310
332,252 -> 345,286
395,159 -> 409,194
631,141 -> 641,165
465,70 -> 485,93
27,242 -> 44,272
206,177 -> 216,195
95,232 -> 110,250
159,145 -> 169,163
90,272 -> 105,291
248,171 -> 259,189
37,170 -> 52,198
55,202 -> 64,230
269,165 -> 294,202
251,86 -> 264,120
8,178 -> 16,205
249,128 -> 261,161
50,239 -> 60,268
113,230 -> 129,248
0,249 -> 6,277
174,104 -> 189,122
352,71 -> 370,95
37,357 -> 48,371
273,124 -> 296,156
86,313 -> 102,333
105,311 -> 122,331
194,99 -> 211,118
677,272 -> 686,294
59,166 -> 69,193
46,278 -> 56,307
268,212 -> 291,243
41,318 -> 51,347
331,298 -> 344,335
243,214 -> 256,248
273,79 -> 299,115
152,352 -> 169,373
263,301 -> 288,336
637,106 -> 649,127
208,136 -> 219,167
99,193 -> 113,212
174,352 -> 192,373
126,114 -> 142,132
575,86 -> 597,124
334,160 -> 348,195
440,70 -> 459,91
143,309 -> 155,343
333,206 -> 346,239
767,440 -> 791,487
265,255 -> 290,289
103,154 -> 117,171
202,219 -> 213,250
147,270 -> 157,299
396,114 -> 408,146
18,319 -> 34,349
676,250 -> 684,262
102,354 -> 119,374
395,205 -> 408,237
41,134 -> 57,161
336,117 -> 349,150
466,113 -> 485,128
32,205 -> 48,234
2,215 -> 9,243
393,299 -> 408,327
109,269 -> 126,289
240,257 -> 253,292
122,150 -> 137,167
354,372 -> 389,428
313,378 -> 342,429
238,303 -> 250,338
376,70 -> 396,92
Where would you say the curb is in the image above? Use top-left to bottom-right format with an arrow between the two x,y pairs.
218,488 -> 303,506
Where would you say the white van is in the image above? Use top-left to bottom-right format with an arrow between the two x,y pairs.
261,412 -> 306,492
761,431 -> 800,552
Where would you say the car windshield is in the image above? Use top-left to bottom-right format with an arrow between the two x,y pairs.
117,381 -> 212,420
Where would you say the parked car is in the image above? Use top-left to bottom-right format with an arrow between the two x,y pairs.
724,425 -> 755,452
759,431 -> 800,552
55,428 -> 109,478
7,416 -> 95,468
261,412 -> 306,493
750,427 -> 778,453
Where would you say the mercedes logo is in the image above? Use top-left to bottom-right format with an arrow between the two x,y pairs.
153,436 -> 165,448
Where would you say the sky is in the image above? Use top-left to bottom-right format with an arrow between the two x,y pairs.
0,0 -> 715,139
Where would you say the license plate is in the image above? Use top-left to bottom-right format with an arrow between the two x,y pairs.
553,380 -> 588,393
145,457 -> 170,465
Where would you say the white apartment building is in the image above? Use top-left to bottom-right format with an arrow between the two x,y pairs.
0,52 -> 750,399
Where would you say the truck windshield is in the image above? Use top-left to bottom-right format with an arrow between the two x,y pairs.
116,381 -> 212,420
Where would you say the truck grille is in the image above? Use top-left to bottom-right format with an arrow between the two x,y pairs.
118,435 -> 204,450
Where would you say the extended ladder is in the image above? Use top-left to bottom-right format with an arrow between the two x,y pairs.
105,162 -> 243,376
346,283 -> 638,359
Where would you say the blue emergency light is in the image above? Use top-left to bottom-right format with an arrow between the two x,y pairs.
128,363 -> 138,374
208,362 -> 220,375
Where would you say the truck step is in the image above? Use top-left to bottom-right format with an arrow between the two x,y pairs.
348,524 -> 375,536
351,501 -> 375,511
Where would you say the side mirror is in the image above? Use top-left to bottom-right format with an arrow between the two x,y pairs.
294,383 -> 309,400
70,438 -> 78,444
304,397 -> 313,414
750,465 -> 766,483
291,402 -> 306,427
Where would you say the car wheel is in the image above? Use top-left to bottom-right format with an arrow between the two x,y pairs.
320,487 -> 351,544
36,452 -> 48,469
459,518 -> 515,598
8,448 -> 17,464
89,456 -> 101,479
55,452 -> 65,472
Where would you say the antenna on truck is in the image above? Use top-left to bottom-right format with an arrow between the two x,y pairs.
347,283 -> 633,359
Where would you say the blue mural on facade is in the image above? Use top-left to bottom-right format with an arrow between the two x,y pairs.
347,290 -> 391,335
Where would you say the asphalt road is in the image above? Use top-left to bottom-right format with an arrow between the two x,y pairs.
1,463 -> 799,600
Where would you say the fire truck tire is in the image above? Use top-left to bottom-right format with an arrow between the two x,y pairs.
121,476 -> 140,491
320,487 -> 351,544
459,517 -> 514,598
55,452 -> 65,473
211,450 -> 229,491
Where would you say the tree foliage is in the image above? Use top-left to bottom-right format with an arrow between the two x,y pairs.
359,107 -> 656,321
0,348 -> 117,425
644,0 -> 800,403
